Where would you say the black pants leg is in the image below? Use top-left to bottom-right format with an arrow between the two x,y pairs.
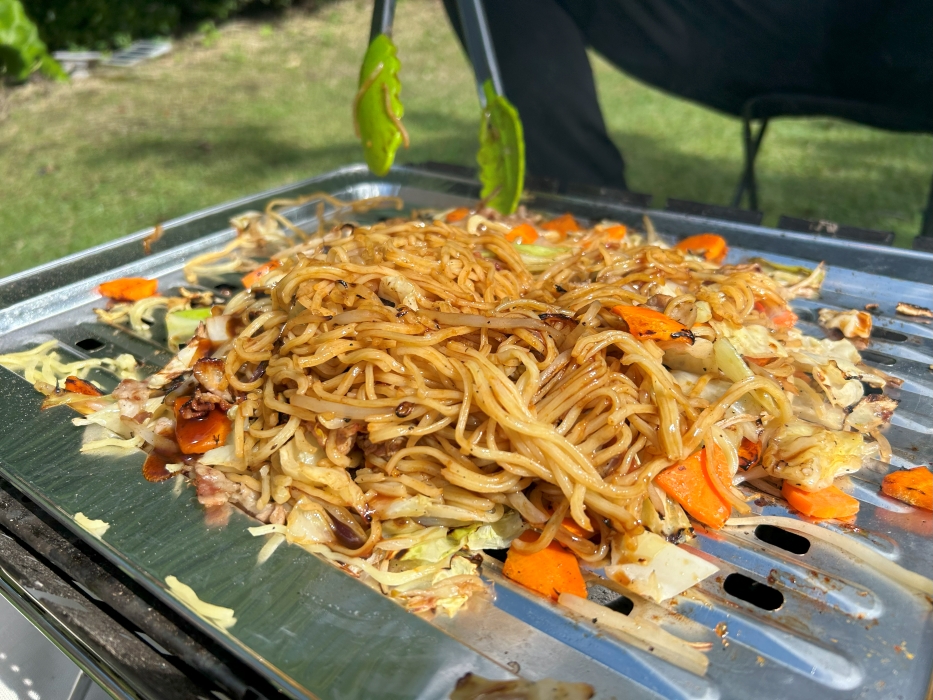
443,0 -> 627,191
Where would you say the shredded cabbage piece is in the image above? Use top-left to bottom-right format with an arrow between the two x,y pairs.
0,340 -> 139,385
74,512 -> 110,539
761,421 -> 870,491
605,531 -> 718,603
165,575 -> 237,630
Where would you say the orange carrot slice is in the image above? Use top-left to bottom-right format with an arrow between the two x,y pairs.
98,278 -> 158,302
502,531 -> 587,601
782,482 -> 860,519
655,449 -> 731,529
174,397 -> 232,455
611,305 -> 695,344
881,467 -> 932,510
506,223 -> 538,244
754,300 -> 798,328
675,234 -> 728,264
561,517 -> 594,540
241,259 -> 283,289
445,207 -> 470,223
541,213 -> 581,240
604,224 -> 627,240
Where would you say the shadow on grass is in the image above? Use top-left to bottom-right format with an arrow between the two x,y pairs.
79,110 -> 481,186
77,109 -> 929,241
611,128 -> 931,240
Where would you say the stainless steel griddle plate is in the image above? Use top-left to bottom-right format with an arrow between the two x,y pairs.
0,165 -> 930,700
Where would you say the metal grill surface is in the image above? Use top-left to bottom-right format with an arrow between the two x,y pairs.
0,165 -> 930,700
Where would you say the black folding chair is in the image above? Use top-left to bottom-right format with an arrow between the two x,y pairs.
730,94 -> 933,238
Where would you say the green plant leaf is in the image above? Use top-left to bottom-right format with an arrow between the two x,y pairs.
477,79 -> 524,215
0,0 -> 66,82
355,33 -> 405,177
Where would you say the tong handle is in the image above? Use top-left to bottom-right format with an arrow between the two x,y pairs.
456,0 -> 504,105
369,0 -> 397,41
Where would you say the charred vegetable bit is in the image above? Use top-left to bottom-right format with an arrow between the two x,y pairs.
142,452 -> 175,483
737,438 -> 760,470
881,467 -> 932,511
818,308 -> 872,339
451,674 -> 594,700
64,376 -> 103,397
895,302 -> 933,319
611,305 -> 695,344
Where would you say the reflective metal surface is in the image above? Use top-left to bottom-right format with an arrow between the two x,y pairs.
0,165 -> 930,700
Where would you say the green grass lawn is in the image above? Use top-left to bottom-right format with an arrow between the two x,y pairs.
1,0 -> 930,278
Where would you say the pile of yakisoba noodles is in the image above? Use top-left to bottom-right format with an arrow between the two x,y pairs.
5,194 -> 902,621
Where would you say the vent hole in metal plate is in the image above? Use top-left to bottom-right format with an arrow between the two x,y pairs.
605,595 -> 635,616
754,525 -> 810,555
794,308 -> 815,322
723,573 -> 784,611
860,350 -> 897,366
870,327 -> 908,342
587,583 -> 635,615
484,548 -> 509,563
75,338 -> 105,351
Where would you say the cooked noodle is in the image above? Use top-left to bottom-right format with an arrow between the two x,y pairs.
7,196 -> 897,618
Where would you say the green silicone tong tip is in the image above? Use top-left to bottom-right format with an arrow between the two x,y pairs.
477,80 -> 525,215
458,0 -> 525,214
355,0 -> 406,177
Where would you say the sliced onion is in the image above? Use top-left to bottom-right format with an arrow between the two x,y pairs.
256,533 -> 286,565
205,315 -> 234,343
132,424 -> 181,455
40,392 -> 113,415
734,465 -> 769,483
558,593 -> 709,676
331,310 -> 387,325
419,309 -> 548,331
165,576 -> 236,629
248,524 -> 288,536
290,393 -> 394,420
725,516 -> 933,596
707,430 -> 752,515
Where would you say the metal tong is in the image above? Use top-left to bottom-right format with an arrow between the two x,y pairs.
455,0 -> 525,213
455,0 -> 504,107
370,0 -> 396,43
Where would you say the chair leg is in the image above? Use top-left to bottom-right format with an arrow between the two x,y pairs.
921,164 -> 933,238
731,118 -> 768,210
747,119 -> 767,211
731,118 -> 753,208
